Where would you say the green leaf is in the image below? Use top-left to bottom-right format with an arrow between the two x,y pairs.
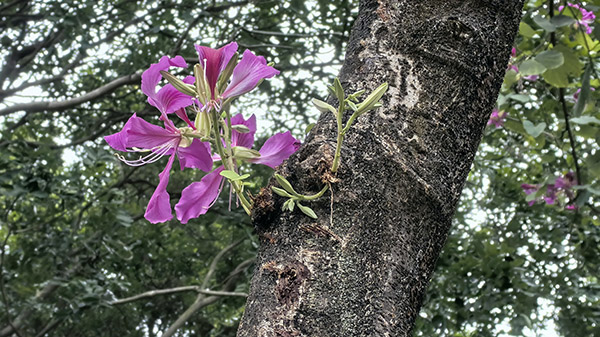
522,120 -> 546,138
519,22 -> 537,38
570,116 -> 600,125
297,203 -> 317,219
220,170 -> 250,181
271,186 -> 293,198
550,15 -> 576,27
573,64 -> 592,117
542,45 -> 583,88
274,174 -> 300,197
533,15 -> 556,32
509,94 -> 530,103
312,98 -> 337,115
519,59 -> 546,76
355,82 -> 388,115
305,123 -> 315,134
333,77 -> 345,104
535,50 -> 564,69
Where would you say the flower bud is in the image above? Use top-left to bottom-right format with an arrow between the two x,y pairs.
232,146 -> 261,161
231,124 -> 251,133
160,70 -> 198,97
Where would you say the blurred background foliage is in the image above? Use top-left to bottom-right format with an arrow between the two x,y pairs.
0,0 -> 598,336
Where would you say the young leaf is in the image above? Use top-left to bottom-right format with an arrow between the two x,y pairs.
274,174 -> 300,197
355,82 -> 388,115
305,123 -> 316,135
297,203 -> 317,219
271,186 -> 293,198
220,170 -> 250,181
312,98 -> 337,115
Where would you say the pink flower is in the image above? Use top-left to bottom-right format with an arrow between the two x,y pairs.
487,109 -> 507,128
175,113 -> 300,223
194,42 -> 280,103
105,56 -> 213,223
521,183 -> 539,206
574,87 -> 595,101
559,3 -> 596,34
522,172 -> 579,209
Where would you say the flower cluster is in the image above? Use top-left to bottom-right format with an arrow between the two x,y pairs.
487,108 -> 507,128
508,47 -> 538,82
559,3 -> 596,34
105,42 -> 300,223
521,172 -> 578,210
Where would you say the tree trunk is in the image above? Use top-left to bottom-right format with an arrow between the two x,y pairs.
238,1 -> 524,336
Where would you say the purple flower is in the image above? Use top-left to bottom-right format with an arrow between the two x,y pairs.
522,172 -> 579,209
194,43 -> 280,102
544,184 -> 558,205
565,204 -> 578,210
559,3 -> 596,34
175,113 -> 300,223
487,109 -> 507,128
574,87 -> 595,101
195,42 -> 238,99
521,183 -> 539,206
105,56 -> 213,223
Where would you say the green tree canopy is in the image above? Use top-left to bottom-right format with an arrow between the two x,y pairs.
0,0 -> 598,336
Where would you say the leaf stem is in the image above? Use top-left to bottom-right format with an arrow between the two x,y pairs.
331,104 -> 345,173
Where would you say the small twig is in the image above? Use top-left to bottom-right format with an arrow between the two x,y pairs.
110,286 -> 247,305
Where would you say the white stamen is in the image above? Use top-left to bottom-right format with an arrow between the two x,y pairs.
116,143 -> 175,166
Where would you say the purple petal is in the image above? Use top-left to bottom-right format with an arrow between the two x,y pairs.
141,55 -> 188,111
230,113 -> 257,148
175,167 -> 225,224
194,42 -> 238,97
175,108 -> 194,128
177,140 -> 213,171
251,131 -> 301,168
105,113 -> 179,151
144,153 -> 176,223
221,49 -> 279,99
152,75 -> 196,115
521,183 -> 539,195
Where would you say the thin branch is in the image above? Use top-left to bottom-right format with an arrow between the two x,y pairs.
160,256 -> 253,337
202,239 -> 244,289
0,72 -> 141,116
110,286 -> 247,305
549,1 -> 583,188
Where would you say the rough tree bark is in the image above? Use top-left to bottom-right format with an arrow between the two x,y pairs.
238,1 -> 524,336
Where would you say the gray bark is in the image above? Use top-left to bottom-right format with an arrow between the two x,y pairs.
238,1 -> 524,336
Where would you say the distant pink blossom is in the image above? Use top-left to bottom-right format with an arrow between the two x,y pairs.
487,109 -> 507,128
507,48 -> 538,82
521,172 -> 578,209
574,87 -> 595,101
559,3 -> 596,34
